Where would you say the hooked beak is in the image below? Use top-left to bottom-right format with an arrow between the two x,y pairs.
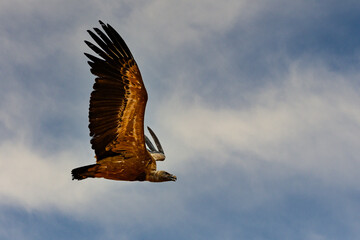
170,174 -> 177,181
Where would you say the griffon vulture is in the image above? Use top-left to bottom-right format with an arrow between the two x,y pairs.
71,21 -> 176,182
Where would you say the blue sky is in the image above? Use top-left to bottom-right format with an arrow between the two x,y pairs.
1,0 -> 360,239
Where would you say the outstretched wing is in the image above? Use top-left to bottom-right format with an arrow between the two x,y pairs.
85,21 -> 148,161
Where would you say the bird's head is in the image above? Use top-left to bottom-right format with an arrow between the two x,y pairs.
156,171 -> 177,182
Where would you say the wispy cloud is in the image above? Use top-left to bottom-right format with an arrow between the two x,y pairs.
159,59 -> 360,184
1,0 -> 360,239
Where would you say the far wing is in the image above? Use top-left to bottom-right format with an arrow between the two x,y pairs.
85,21 -> 148,161
145,127 -> 165,161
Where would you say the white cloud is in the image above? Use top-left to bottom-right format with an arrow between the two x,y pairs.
158,60 -> 360,187
99,0 -> 262,60
126,0 -> 249,44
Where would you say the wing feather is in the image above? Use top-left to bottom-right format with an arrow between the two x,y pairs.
85,21 -> 148,160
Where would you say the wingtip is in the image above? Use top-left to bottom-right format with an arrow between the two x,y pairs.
84,40 -> 95,48
147,126 -> 153,133
99,20 -> 107,29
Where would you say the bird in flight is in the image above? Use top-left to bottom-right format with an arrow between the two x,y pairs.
71,21 -> 176,182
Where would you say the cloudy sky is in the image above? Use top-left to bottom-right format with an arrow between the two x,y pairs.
1,0 -> 360,239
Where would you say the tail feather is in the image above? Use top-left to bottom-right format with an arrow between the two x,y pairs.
71,164 -> 99,180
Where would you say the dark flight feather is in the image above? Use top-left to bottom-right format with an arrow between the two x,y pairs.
85,21 -> 148,160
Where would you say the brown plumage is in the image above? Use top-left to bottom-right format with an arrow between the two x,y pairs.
71,21 -> 176,182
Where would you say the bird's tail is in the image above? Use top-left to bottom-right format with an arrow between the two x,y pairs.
71,164 -> 100,180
